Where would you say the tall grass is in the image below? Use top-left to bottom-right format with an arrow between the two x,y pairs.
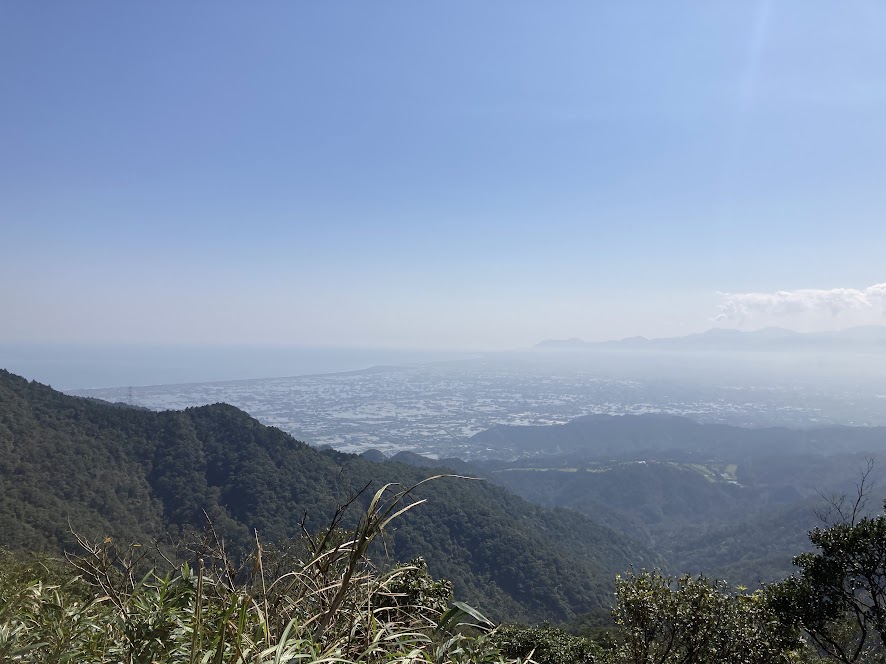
0,477 -> 533,663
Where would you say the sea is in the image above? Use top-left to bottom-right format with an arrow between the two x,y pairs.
0,343 -> 473,390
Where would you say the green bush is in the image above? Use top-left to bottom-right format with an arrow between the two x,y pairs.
492,623 -> 601,664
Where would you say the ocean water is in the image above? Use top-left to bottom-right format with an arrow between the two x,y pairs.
0,344 -> 473,390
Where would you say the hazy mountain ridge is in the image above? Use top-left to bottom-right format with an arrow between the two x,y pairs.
471,412 -> 886,459
297,409 -> 886,587
464,412 -> 886,583
537,325 -> 886,352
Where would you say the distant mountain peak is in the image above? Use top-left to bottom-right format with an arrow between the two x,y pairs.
536,325 -> 886,351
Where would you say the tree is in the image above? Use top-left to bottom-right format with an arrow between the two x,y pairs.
768,504 -> 886,663
611,569 -> 800,664
492,623 -> 601,664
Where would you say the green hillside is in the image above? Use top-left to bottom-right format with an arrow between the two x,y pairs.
471,417 -> 886,587
472,413 -> 886,460
0,369 -> 654,622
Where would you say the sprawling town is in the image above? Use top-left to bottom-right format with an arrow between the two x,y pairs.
71,356 -> 886,460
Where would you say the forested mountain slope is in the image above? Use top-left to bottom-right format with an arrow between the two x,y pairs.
472,412 -> 886,460
469,414 -> 886,585
0,369 -> 653,622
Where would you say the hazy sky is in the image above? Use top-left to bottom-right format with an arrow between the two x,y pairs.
2,1 -> 885,349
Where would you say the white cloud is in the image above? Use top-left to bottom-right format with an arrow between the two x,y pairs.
717,283 -> 886,322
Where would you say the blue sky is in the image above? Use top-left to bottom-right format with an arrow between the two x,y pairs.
2,1 -> 885,348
